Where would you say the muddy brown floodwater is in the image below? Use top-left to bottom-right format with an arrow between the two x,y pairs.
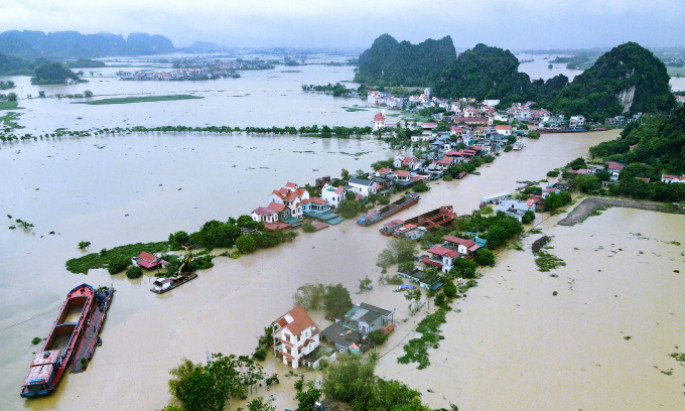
3,126 -> 683,411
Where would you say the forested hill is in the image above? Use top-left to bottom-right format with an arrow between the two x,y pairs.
547,42 -> 677,119
431,43 -> 568,105
0,52 -> 35,75
591,105 -> 685,174
354,34 -> 456,87
0,30 -> 175,59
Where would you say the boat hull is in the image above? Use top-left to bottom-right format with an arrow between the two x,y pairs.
21,284 -> 94,398
357,193 -> 420,226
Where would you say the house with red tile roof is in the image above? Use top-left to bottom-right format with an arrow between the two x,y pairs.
131,251 -> 168,270
422,245 -> 459,272
267,182 -> 310,219
321,183 -> 345,208
661,174 -> 685,184
495,125 -> 512,136
251,206 -> 278,224
272,305 -> 320,369
373,111 -> 386,131
443,235 -> 481,256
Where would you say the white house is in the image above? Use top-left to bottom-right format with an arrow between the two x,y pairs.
348,178 -> 379,197
373,111 -> 386,131
569,115 -> 586,127
251,206 -> 278,224
443,236 -> 481,257
272,305 -> 320,369
268,182 -> 310,219
321,183 -> 345,208
495,125 -> 512,136
661,174 -> 685,184
394,155 -> 422,170
423,245 -> 459,272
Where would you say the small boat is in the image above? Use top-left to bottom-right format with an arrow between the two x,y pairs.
150,253 -> 198,294
21,284 -> 94,398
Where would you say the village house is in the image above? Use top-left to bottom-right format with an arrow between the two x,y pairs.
393,154 -> 422,171
321,183 -> 345,208
398,268 -> 443,290
607,161 -> 624,182
495,125 -> 512,136
272,305 -> 321,369
348,177 -> 380,197
251,206 -> 279,224
267,182 -> 310,219
443,235 -> 481,257
131,251 -> 167,270
661,173 -> 685,184
373,111 -> 386,131
422,245 -> 459,272
343,303 -> 394,335
302,197 -> 329,213
497,199 -> 534,222
569,115 -> 586,128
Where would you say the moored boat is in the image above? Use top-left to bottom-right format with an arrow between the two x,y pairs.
150,273 -> 198,294
380,205 -> 456,236
21,284 -> 94,398
537,128 -> 588,133
357,193 -> 420,226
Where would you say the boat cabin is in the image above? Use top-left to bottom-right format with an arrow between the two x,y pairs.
152,278 -> 173,292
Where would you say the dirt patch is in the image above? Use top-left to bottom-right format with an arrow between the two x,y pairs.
531,236 -> 550,254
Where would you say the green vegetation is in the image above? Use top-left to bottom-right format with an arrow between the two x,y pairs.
65,58 -> 106,68
376,238 -> 417,270
66,241 -> 168,274
107,255 -> 131,274
669,352 -> 685,363
412,181 -> 430,193
77,241 -> 91,250
354,33 -> 456,87
0,101 -> 19,110
292,283 -> 326,311
535,250 -> 566,272
547,42 -> 676,119
546,169 -> 560,177
324,283 -> 353,319
544,191 -> 572,211
126,266 -> 143,279
301,222 -> 316,233
432,43 -> 561,105
302,83 -> 354,97
31,62 -> 79,85
589,106 -> 685,201
398,306 -> 448,369
31,337 -> 42,345
166,353 -> 273,411
0,80 -> 15,90
474,248 -> 495,266
323,354 -> 435,411
75,94 -> 202,105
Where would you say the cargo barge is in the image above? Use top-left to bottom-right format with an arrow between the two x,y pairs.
357,193 -> 420,226
379,205 -> 456,237
21,284 -> 94,398
537,128 -> 588,133
71,287 -> 115,373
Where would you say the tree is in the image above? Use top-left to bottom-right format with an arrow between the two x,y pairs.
169,231 -> 189,250
324,283 -> 353,319
442,280 -> 457,298
107,255 -> 130,274
247,396 -> 275,411
126,266 -> 143,279
302,222 -> 316,233
293,283 -> 326,310
168,359 -> 224,411
84,90 -> 93,98
236,235 -> 257,253
295,381 -> 321,411
412,182 -> 430,193
572,174 -> 600,193
369,330 -> 388,345
521,210 -> 535,224
341,168 -> 349,179
237,215 -> 253,227
474,248 -> 495,266
322,354 -> 377,408
78,240 -> 91,250
7,92 -> 17,102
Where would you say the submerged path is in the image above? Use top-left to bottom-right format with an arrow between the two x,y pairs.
558,197 -> 679,226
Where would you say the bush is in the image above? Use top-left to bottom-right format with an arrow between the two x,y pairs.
32,337 -> 42,345
474,249 -> 495,266
546,169 -> 560,177
107,255 -> 130,274
412,182 -> 430,193
434,293 -> 446,306
236,235 -> 257,253
504,145 -> 513,152
369,330 -> 388,345
302,222 -> 316,233
253,347 -> 267,361
522,210 -> 535,224
442,174 -> 453,181
78,241 -> 91,250
126,266 -> 143,279
442,280 -> 457,298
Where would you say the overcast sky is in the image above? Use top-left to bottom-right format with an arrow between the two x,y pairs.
1,0 -> 683,51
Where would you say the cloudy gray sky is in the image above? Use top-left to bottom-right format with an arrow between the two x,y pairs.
1,0 -> 683,50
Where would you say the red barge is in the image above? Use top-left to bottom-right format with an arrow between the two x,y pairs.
379,205 -> 456,237
20,284 -> 94,398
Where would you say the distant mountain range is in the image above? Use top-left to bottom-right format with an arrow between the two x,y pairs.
0,30 -> 175,60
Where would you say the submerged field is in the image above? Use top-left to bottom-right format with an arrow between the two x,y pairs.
73,94 -> 203,105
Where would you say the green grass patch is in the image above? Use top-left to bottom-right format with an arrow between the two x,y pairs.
0,112 -> 24,128
670,352 -> 685,362
66,241 -> 169,274
397,306 -> 448,369
535,250 -> 566,272
73,94 -> 203,105
0,101 -> 20,111
342,107 -> 367,112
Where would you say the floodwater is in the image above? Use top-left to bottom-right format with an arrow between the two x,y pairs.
2,59 -> 683,410
377,208 -> 685,411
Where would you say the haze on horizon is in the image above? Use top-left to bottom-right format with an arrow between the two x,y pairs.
1,0 -> 683,51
